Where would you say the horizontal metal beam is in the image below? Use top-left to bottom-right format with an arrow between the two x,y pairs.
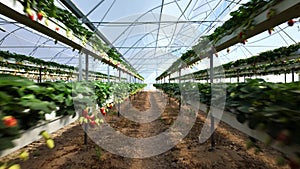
116,46 -> 189,49
0,46 -> 69,49
90,20 -> 222,25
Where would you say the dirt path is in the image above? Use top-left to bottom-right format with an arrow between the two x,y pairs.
0,91 -> 289,169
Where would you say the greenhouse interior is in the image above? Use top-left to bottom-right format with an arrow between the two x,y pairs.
0,0 -> 300,168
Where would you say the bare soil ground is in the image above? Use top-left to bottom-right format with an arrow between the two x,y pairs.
0,91 -> 289,169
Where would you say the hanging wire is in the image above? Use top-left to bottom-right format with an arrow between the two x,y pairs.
95,0 -> 116,29
277,25 -> 297,44
274,28 -> 290,45
28,36 -> 44,56
242,45 -> 253,56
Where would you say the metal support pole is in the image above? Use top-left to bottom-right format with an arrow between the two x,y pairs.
284,72 -> 287,83
84,53 -> 89,145
118,69 -> 121,117
78,53 -> 83,81
179,69 -> 181,84
38,67 -> 42,83
209,53 -> 215,151
292,69 -> 294,82
107,65 -> 110,82
85,53 -> 89,81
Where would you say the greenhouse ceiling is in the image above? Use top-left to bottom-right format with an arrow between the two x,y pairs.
0,0 -> 299,82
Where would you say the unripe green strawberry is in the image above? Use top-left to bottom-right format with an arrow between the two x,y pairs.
45,18 -> 49,26
46,139 -> 55,149
79,117 -> 84,124
0,163 -> 6,169
19,151 -> 29,161
95,118 -> 100,125
8,164 -> 21,169
40,130 -> 51,139
99,119 -> 104,123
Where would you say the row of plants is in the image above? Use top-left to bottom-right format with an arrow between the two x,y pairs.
154,79 -> 300,146
0,50 -> 127,80
0,74 -> 146,153
156,0 -> 298,80
181,57 -> 300,80
207,0 -> 281,42
15,1 -> 143,80
168,43 -> 300,81
106,49 -> 144,80
154,79 -> 300,167
22,0 -> 93,39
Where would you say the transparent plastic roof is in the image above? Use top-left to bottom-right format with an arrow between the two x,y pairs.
0,0 -> 299,82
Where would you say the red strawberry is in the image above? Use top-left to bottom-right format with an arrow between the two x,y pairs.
288,19 -> 295,26
239,32 -> 243,39
25,8 -> 34,21
37,12 -> 43,21
89,115 -> 95,120
2,116 -> 17,127
55,27 -> 59,31
241,40 -> 246,45
100,107 -> 106,116
108,104 -> 113,109
28,14 -> 34,21
89,120 -> 96,127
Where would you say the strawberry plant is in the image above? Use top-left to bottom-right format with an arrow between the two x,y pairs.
0,74 -> 146,153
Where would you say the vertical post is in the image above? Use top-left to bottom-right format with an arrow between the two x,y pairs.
168,74 -> 171,83
209,52 -> 215,151
118,69 -> 121,117
284,72 -> 287,83
292,69 -> 294,82
179,69 -> 181,84
107,65 -> 110,82
85,53 -> 89,81
38,67 -> 42,83
84,53 -> 89,145
78,53 -> 83,81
